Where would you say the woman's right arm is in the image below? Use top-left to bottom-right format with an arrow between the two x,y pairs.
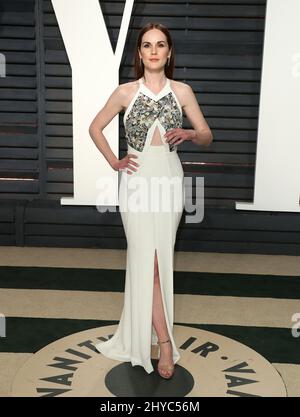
89,85 -> 125,170
89,84 -> 139,174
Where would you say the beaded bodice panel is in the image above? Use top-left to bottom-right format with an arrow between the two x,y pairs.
123,78 -> 183,152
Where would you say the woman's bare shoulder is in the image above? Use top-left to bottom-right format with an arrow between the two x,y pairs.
170,79 -> 193,108
170,79 -> 192,92
118,80 -> 140,110
119,79 -> 139,94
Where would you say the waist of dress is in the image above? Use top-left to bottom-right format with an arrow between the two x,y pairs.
127,144 -> 178,156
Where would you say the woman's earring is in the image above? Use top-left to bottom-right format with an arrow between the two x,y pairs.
167,57 -> 170,66
140,57 -> 142,67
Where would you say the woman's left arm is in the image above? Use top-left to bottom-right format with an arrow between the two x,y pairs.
165,83 -> 213,147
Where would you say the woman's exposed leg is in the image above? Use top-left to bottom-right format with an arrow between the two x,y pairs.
152,249 -> 173,377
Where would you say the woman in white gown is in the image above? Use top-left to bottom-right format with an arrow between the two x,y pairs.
89,23 -> 213,379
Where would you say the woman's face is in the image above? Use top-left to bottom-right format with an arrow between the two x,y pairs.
139,29 -> 171,70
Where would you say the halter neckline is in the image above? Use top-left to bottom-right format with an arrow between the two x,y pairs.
139,77 -> 170,98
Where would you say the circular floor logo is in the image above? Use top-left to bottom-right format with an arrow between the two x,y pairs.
11,325 -> 287,397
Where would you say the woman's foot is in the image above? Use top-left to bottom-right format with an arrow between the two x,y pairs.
157,339 -> 174,379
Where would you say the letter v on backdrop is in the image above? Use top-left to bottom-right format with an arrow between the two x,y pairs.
52,0 -> 300,212
51,0 -> 135,206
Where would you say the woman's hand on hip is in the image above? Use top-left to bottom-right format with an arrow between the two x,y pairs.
164,128 -> 191,146
113,154 -> 139,175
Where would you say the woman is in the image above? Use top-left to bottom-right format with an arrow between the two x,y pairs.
89,22 -> 213,379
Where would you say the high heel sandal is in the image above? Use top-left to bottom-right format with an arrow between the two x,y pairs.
157,339 -> 175,379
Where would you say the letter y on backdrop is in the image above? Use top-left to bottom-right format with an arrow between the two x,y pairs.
51,0 -> 135,206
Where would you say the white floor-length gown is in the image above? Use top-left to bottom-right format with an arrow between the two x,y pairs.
95,77 -> 185,374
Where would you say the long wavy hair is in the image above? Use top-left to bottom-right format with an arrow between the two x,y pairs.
133,22 -> 175,80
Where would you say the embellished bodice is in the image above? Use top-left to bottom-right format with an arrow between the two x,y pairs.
123,77 -> 183,152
